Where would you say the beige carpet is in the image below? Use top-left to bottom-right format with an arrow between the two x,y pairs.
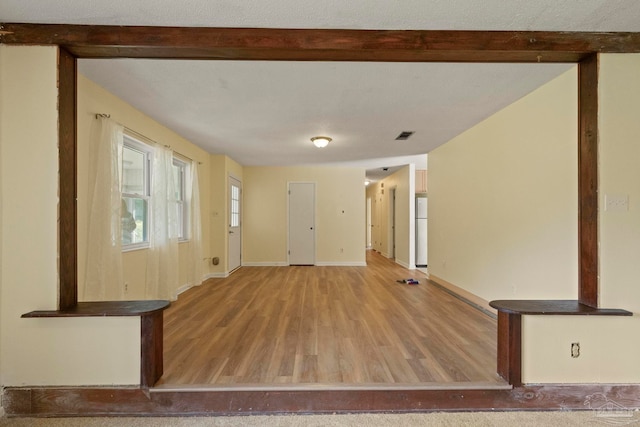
1,411 -> 634,426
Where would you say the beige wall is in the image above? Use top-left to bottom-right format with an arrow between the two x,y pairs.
523,54 -> 640,383
365,165 -> 415,269
77,74 -> 212,299
0,46 -> 140,386
428,67 -> 578,302
243,166 -> 366,265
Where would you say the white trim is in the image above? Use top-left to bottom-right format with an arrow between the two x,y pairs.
228,175 -> 242,271
205,272 -> 229,279
241,261 -> 289,267
381,252 -> 391,258
175,283 -> 193,297
395,259 -> 411,269
122,243 -> 150,252
315,261 -> 367,267
429,274 -> 497,317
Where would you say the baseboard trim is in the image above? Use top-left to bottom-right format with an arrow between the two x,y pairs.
205,272 -> 229,279
428,274 -> 497,318
395,259 -> 410,269
241,262 -> 288,267
315,261 -> 367,267
175,283 -> 193,297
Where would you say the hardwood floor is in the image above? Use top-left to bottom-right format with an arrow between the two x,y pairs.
157,250 -> 504,387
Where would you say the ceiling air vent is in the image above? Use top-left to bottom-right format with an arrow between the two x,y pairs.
395,131 -> 414,141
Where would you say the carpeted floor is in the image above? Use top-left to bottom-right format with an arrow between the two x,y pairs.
1,411 -> 636,426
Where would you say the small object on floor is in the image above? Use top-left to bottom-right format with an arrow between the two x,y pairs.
396,278 -> 420,285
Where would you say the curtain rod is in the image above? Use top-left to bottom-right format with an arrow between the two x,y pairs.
95,113 -> 202,165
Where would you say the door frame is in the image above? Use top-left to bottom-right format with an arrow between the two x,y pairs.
228,174 -> 242,272
287,181 -> 316,266
388,187 -> 397,259
366,196 -> 372,249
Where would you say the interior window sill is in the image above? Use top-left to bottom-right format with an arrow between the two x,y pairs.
122,244 -> 150,253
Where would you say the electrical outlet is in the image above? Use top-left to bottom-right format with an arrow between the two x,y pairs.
605,194 -> 629,211
571,342 -> 580,358
124,282 -> 129,293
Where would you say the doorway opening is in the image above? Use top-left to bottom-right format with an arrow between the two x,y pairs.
228,176 -> 242,273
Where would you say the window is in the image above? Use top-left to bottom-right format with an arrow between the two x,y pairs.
230,182 -> 240,228
121,136 -> 152,248
173,157 -> 189,240
120,134 -> 190,248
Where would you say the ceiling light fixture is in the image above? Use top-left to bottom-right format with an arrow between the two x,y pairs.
311,136 -> 332,148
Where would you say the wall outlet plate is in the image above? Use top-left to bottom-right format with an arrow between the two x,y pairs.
605,194 -> 629,211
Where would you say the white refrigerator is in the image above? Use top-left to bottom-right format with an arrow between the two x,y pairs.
416,196 -> 428,267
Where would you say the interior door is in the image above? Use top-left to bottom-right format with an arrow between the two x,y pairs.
390,188 -> 396,259
366,197 -> 372,248
228,177 -> 242,272
289,182 -> 315,265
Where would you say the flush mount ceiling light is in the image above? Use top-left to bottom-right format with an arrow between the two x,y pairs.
311,136 -> 332,148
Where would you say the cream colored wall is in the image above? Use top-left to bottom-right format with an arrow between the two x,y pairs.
77,74 -> 212,299
523,54 -> 640,383
243,166 -> 366,265
0,46 -> 140,386
598,54 -> 640,312
208,154 -> 244,276
428,68 -> 578,302
365,165 -> 415,268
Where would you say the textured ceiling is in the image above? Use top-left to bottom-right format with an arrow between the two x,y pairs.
3,0 -> 640,31
3,1 -> 640,179
77,59 -> 572,174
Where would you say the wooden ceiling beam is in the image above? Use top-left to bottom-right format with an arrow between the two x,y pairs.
2,23 -> 640,62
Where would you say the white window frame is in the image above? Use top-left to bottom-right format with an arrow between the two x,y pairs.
230,180 -> 240,228
121,134 -> 152,251
173,156 -> 190,242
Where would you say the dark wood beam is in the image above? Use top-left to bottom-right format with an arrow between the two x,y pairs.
578,54 -> 599,308
57,47 -> 78,310
2,24 -> 640,61
4,384 -> 640,416
497,311 -> 522,386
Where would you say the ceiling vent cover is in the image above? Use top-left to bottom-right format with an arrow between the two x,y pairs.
395,131 -> 414,140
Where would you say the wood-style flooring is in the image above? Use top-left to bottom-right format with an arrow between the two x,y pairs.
157,250 -> 503,387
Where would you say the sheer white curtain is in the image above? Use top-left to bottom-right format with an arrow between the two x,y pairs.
84,117 -> 124,301
187,162 -> 204,287
146,146 -> 180,300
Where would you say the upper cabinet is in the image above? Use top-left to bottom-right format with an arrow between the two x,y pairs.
415,170 -> 427,194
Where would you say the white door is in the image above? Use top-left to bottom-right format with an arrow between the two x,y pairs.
289,182 -> 315,265
228,177 -> 242,272
366,197 -> 372,248
390,188 -> 396,259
